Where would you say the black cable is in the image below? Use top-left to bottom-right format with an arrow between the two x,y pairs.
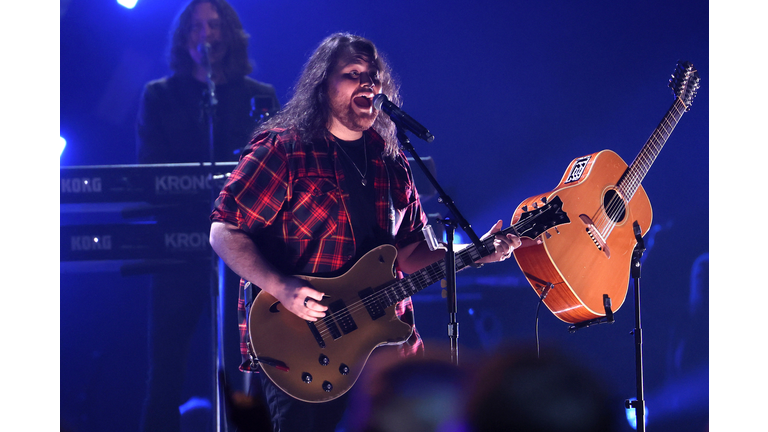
534,283 -> 553,358
535,298 -> 544,358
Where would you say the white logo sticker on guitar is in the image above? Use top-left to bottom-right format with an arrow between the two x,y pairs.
565,156 -> 591,184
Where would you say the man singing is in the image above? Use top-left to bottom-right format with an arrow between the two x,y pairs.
210,32 -> 520,432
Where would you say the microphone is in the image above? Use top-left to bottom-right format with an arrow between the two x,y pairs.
373,94 -> 434,143
198,43 -> 212,68
197,43 -> 217,107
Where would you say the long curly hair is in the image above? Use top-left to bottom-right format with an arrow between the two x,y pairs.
256,33 -> 402,158
168,0 -> 252,80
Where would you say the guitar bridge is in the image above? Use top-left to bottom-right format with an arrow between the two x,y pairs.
307,321 -> 326,348
579,214 -> 611,259
586,227 -> 602,250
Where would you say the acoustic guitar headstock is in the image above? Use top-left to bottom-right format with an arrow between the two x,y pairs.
669,61 -> 701,111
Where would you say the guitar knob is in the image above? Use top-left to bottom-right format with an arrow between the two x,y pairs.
319,354 -> 330,366
522,205 -> 528,212
541,196 -> 548,204
301,372 -> 313,383
322,381 -> 333,392
339,364 -> 350,375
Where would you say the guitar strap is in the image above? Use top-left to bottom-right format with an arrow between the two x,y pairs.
383,151 -> 398,239
244,281 -> 255,309
241,280 -> 260,371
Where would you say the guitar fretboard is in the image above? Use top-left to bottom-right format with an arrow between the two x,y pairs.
364,196 -> 568,309
619,97 -> 688,201
377,235 -> 494,308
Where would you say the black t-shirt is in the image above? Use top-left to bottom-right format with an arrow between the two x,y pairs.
335,135 -> 390,262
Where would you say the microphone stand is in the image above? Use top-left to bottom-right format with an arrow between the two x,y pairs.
200,50 -> 228,432
201,45 -> 218,166
394,125 -> 493,366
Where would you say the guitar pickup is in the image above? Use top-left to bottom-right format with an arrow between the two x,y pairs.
323,314 -> 342,340
359,287 -> 386,321
328,300 -> 358,334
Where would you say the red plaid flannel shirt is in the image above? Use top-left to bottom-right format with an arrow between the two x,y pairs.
210,127 -> 427,371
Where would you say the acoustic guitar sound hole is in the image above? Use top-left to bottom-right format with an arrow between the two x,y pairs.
602,189 -> 626,223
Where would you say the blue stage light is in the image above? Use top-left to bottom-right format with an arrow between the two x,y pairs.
625,399 -> 649,430
442,231 -> 466,246
117,0 -> 138,9
59,136 -> 66,158
178,397 -> 211,415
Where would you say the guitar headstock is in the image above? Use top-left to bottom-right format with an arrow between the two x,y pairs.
511,195 -> 571,240
669,61 -> 701,111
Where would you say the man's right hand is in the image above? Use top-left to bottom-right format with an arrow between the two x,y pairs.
273,276 -> 328,321
210,221 -> 329,321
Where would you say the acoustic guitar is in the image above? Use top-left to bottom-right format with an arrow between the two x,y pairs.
248,198 -> 570,402
511,61 -> 701,325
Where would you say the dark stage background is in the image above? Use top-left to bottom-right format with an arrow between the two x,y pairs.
60,1 -> 709,431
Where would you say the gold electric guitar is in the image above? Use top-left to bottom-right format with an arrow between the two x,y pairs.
248,199 -> 570,402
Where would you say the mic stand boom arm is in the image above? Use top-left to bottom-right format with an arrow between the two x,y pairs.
394,125 -> 493,366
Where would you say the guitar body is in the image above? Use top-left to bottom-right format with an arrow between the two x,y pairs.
248,244 -> 412,403
513,150 -> 652,324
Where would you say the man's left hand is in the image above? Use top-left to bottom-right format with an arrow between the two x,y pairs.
475,219 -> 522,265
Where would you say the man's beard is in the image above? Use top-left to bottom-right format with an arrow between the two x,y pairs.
330,98 -> 377,132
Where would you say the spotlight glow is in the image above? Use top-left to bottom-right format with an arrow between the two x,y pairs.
117,0 -> 138,9
625,399 -> 649,430
59,136 -> 66,158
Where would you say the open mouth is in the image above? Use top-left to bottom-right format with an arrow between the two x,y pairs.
353,94 -> 373,110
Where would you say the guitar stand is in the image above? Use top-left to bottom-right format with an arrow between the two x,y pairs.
567,221 -> 647,430
567,294 -> 615,333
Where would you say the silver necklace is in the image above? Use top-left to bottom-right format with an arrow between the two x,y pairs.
335,135 -> 369,186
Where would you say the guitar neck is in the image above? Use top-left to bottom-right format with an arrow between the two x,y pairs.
379,227 -> 512,308
373,195 -> 569,308
619,97 -> 688,200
